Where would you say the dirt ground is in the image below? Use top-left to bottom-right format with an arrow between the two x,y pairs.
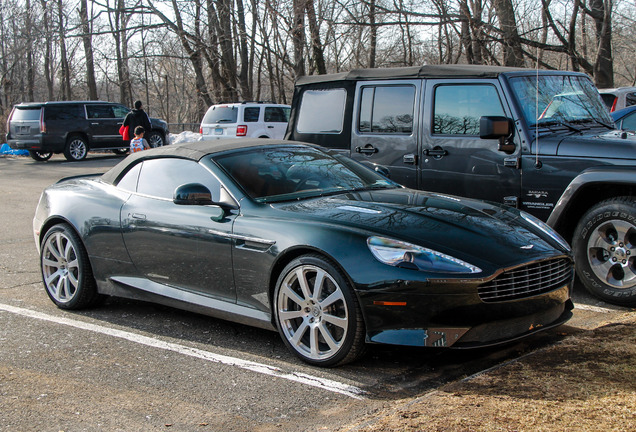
347,312 -> 635,432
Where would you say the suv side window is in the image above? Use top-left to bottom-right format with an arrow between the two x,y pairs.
433,84 -> 504,135
626,92 -> 636,107
112,104 -> 130,118
358,86 -> 415,134
136,158 -> 221,201
86,104 -> 116,119
297,89 -> 346,134
264,107 -> 290,122
243,107 -> 260,122
45,105 -> 85,120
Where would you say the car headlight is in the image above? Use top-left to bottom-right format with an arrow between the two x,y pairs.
520,211 -> 571,252
367,236 -> 482,274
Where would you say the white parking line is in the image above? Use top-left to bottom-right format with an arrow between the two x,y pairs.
574,304 -> 615,313
0,303 -> 365,400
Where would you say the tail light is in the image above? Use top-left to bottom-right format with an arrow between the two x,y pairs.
610,97 -> 618,112
199,126 -> 203,134
40,109 -> 46,133
236,125 -> 247,136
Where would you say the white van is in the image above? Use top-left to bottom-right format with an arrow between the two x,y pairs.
200,102 -> 290,140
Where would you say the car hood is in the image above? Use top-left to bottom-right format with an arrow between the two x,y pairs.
273,188 -> 567,270
539,130 -> 636,158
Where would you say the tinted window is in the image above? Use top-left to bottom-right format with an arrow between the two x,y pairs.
202,106 -> 238,124
86,105 -> 115,119
358,86 -> 415,134
297,89 -> 346,133
434,85 -> 504,135
600,93 -> 617,109
136,159 -> 221,201
117,162 -> 142,192
112,105 -> 130,118
243,107 -> 260,122
623,112 -> 636,131
264,107 -> 290,122
626,93 -> 636,107
45,105 -> 85,121
11,107 -> 41,121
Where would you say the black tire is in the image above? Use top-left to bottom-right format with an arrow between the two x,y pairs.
573,196 -> 636,306
274,254 -> 366,367
112,148 -> 129,155
40,224 -> 100,309
28,151 -> 53,161
64,135 -> 88,161
147,131 -> 165,148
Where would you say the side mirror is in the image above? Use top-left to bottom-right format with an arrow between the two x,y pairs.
173,183 -> 214,206
480,116 -> 515,154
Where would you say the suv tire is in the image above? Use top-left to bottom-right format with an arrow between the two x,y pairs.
29,151 -> 53,161
573,196 -> 636,306
64,135 -> 88,161
147,131 -> 164,147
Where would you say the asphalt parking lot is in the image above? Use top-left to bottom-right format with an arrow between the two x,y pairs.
0,152 -> 630,431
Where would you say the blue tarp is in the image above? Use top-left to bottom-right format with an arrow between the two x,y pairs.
0,143 -> 28,156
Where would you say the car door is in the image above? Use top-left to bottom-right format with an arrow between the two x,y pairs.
85,104 -> 122,147
350,80 -> 421,188
419,79 -> 521,206
264,106 -> 290,139
120,158 -> 237,301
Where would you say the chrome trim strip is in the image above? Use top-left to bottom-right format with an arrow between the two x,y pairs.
207,229 -> 276,245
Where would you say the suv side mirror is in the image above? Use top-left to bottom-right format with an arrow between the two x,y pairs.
480,116 -> 515,154
174,183 -> 214,206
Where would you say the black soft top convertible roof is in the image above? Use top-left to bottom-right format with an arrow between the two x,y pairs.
100,139 -> 307,185
295,65 -> 577,85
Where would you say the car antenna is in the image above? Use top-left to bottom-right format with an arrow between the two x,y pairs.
535,48 -> 542,169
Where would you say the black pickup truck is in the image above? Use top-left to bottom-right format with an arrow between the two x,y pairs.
286,65 -> 636,306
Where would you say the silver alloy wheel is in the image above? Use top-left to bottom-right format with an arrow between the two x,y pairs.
587,219 -> 636,288
68,138 -> 87,160
41,230 -> 81,304
148,132 -> 164,148
277,264 -> 349,361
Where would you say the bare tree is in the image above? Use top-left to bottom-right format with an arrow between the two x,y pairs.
79,0 -> 98,100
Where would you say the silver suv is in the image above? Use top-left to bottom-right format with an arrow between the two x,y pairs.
199,102 -> 290,140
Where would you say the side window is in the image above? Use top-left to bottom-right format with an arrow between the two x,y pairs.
112,105 -> 130,118
623,112 -> 636,131
243,107 -> 260,122
626,92 -> 636,107
136,159 -> 221,201
116,162 -> 142,192
358,86 -> 415,134
433,85 -> 504,135
297,89 -> 346,134
86,105 -> 115,119
264,107 -> 289,122
45,105 -> 84,121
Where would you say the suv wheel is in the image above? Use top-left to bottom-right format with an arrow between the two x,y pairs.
29,151 -> 53,161
64,135 -> 88,161
147,131 -> 164,148
573,197 -> 636,306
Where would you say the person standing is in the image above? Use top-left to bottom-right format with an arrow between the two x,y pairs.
123,100 -> 152,142
130,126 -> 150,153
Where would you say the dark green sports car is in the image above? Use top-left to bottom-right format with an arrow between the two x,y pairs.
34,139 -> 574,366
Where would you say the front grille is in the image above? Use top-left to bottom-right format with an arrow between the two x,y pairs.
478,258 -> 573,303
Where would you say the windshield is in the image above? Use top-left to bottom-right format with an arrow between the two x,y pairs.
213,146 -> 397,203
202,106 -> 238,124
509,75 -> 613,129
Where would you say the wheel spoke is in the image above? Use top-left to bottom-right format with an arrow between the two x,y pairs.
280,283 -> 305,307
45,270 -> 62,290
42,257 -> 60,268
318,323 -> 340,351
320,289 -> 344,309
590,258 -> 615,279
310,325 -> 320,357
279,309 -> 304,321
322,313 -> 348,330
296,268 -> 312,300
291,320 -> 309,347
313,270 -> 326,300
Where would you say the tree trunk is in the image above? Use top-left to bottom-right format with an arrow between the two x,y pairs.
369,0 -> 377,68
25,0 -> 35,101
305,0 -> 326,74
589,0 -> 613,87
292,0 -> 306,78
80,0 -> 98,100
57,0 -> 72,99
236,0 -> 252,99
493,0 -> 525,67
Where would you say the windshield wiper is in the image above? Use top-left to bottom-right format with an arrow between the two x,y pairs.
540,120 -> 582,133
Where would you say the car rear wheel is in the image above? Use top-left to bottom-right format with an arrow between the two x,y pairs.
147,131 -> 164,147
64,135 -> 88,161
573,197 -> 636,306
40,224 -> 100,309
28,151 -> 53,161
274,255 -> 365,366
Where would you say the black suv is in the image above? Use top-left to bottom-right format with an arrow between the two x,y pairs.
7,101 -> 169,161
287,65 -> 636,306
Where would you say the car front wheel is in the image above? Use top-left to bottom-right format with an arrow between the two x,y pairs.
64,135 -> 88,161
274,255 -> 365,366
40,224 -> 100,309
573,197 -> 636,306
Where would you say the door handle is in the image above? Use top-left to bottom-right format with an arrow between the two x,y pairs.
267,125 -> 274,128
424,147 -> 448,159
131,213 -> 146,220
403,154 -> 417,165
355,145 -> 378,155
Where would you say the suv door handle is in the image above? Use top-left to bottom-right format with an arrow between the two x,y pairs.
424,147 -> 448,158
355,145 -> 378,155
267,125 -> 274,128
